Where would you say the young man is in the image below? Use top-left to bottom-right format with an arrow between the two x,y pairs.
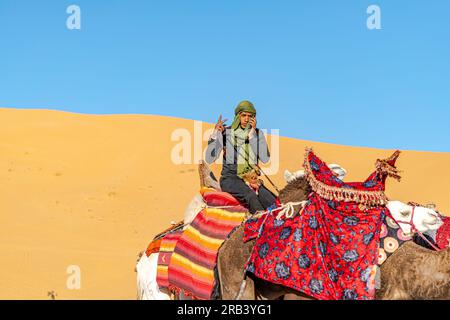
205,100 -> 276,214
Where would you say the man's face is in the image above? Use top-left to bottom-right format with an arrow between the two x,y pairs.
239,111 -> 254,129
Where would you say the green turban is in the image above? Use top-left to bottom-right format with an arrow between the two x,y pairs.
231,100 -> 256,130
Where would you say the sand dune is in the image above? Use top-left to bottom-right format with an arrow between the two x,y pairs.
0,107 -> 449,299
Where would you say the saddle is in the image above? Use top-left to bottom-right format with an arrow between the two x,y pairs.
144,221 -> 184,257
245,148 -> 401,300
157,187 -> 248,300
198,160 -> 263,205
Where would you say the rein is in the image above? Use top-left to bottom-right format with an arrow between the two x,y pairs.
227,132 -> 281,195
235,206 -> 275,300
234,201 -> 306,300
394,206 -> 442,251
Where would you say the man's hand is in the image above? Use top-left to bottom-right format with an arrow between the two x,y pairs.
248,116 -> 257,138
215,115 -> 228,133
249,117 -> 257,130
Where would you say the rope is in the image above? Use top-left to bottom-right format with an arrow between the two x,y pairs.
234,200 -> 311,299
234,207 -> 274,300
275,201 -> 308,219
202,204 -> 244,210
391,205 -> 443,252
415,230 -> 441,251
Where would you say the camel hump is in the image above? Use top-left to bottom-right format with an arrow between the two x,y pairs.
199,160 -> 221,191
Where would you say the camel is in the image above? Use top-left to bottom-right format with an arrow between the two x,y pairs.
217,173 -> 446,300
136,161 -> 445,300
376,241 -> 450,299
136,251 -> 170,300
135,162 -> 347,300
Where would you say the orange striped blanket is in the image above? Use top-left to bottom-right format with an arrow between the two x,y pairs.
156,230 -> 183,289
157,188 -> 248,299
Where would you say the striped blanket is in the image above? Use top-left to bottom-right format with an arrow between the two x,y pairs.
156,230 -> 183,289
163,188 -> 248,299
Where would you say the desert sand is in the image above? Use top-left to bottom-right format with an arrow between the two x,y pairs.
0,107 -> 449,299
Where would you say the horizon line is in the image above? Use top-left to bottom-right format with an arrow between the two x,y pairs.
1,106 -> 449,155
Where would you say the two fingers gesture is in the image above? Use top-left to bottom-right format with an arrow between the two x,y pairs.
215,115 -> 228,133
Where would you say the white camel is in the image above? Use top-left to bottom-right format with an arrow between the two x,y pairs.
136,191 -> 206,300
136,252 -> 170,300
284,164 -> 347,183
284,168 -> 443,235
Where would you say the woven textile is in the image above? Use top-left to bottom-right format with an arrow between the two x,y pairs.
166,188 -> 248,299
245,148 -> 400,300
156,230 -> 183,289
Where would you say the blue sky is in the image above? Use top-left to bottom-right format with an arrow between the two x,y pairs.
1,1 -> 449,152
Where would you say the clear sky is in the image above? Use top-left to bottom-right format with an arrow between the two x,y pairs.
1,1 -> 449,152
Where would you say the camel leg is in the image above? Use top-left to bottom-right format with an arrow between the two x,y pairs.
217,249 -> 256,299
378,286 -> 411,300
283,292 -> 314,300
254,278 -> 286,300
217,225 -> 257,300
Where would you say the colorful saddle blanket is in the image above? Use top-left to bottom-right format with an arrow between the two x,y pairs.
156,230 -> 183,289
157,188 -> 248,299
245,148 -> 400,300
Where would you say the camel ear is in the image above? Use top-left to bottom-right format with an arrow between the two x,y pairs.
199,160 -> 221,191
399,204 -> 411,217
328,164 -> 347,180
425,203 -> 437,210
284,170 -> 294,183
294,169 -> 306,179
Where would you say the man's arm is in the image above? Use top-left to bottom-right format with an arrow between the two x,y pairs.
249,129 -> 270,164
204,129 -> 224,164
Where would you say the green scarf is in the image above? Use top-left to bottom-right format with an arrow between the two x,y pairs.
233,127 -> 257,178
230,100 -> 257,178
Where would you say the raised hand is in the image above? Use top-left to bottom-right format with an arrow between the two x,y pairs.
215,115 -> 228,133
249,116 -> 257,130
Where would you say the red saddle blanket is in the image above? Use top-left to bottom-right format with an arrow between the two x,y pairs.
157,188 -> 248,299
245,148 -> 400,300
436,216 -> 450,249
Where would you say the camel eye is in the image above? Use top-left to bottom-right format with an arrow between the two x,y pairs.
400,209 -> 411,217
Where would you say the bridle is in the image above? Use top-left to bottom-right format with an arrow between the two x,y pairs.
394,205 -> 442,251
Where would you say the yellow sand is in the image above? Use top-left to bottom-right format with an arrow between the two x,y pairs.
0,107 -> 449,299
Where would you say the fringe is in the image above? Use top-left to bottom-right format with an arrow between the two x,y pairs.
168,285 -> 200,300
303,148 -> 396,207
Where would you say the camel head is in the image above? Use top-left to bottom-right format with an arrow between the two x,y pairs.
284,163 -> 347,183
387,201 -> 444,235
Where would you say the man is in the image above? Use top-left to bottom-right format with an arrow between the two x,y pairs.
205,100 -> 276,214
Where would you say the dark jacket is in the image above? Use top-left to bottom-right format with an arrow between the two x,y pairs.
205,126 -> 270,179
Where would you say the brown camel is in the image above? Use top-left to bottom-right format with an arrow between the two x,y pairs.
216,175 -> 450,300
376,241 -> 450,299
198,161 -> 449,300
216,175 -> 312,300
200,159 -> 312,299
